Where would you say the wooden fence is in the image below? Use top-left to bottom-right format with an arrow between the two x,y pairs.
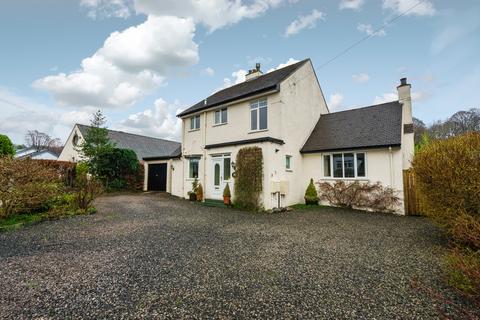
403,169 -> 424,215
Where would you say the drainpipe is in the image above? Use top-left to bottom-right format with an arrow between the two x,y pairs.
389,146 -> 394,187
203,111 -> 207,199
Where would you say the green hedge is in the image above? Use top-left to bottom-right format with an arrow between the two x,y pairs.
233,147 -> 263,211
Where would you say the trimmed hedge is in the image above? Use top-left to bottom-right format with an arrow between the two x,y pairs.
233,147 -> 263,211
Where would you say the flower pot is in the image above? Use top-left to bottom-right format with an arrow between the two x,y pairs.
223,196 -> 231,205
189,193 -> 197,201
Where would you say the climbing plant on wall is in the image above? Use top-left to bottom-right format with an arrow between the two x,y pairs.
233,146 -> 263,211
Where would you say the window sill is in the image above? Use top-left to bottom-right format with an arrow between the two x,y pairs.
212,122 -> 228,127
286,169 -> 293,172
248,129 -> 268,134
321,177 -> 369,181
188,128 -> 200,132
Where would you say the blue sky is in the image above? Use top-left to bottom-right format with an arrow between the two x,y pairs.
1,0 -> 479,144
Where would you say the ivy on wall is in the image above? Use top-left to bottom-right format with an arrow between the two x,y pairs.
233,146 -> 263,211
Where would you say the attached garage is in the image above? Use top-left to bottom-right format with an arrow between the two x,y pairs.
147,163 -> 167,191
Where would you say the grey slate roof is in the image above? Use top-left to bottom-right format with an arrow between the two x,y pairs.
301,101 -> 403,153
177,59 -> 310,117
76,124 -> 181,160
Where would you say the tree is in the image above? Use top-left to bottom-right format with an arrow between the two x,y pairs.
413,117 -> 427,145
79,110 -> 115,176
0,134 -> 15,157
449,108 -> 480,136
25,130 -> 61,151
95,148 -> 139,189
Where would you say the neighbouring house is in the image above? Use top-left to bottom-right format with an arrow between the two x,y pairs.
59,124 -> 181,192
15,147 -> 60,160
143,58 -> 414,213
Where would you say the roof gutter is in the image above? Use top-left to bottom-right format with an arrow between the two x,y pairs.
300,144 -> 401,154
143,154 -> 182,161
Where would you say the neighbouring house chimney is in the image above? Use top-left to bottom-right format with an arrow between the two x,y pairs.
397,77 -> 414,170
245,63 -> 263,81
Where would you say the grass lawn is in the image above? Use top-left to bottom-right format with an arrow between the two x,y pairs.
0,212 -> 48,232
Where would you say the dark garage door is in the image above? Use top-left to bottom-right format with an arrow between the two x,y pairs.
148,163 -> 167,191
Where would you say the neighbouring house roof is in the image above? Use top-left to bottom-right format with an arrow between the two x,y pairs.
76,124 -> 181,160
301,101 -> 403,153
16,148 -> 59,160
177,59 -> 310,118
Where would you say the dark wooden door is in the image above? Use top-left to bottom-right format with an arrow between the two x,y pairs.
148,163 -> 167,191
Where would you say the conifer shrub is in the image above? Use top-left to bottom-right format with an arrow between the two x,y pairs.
304,178 -> 319,205
196,183 -> 204,202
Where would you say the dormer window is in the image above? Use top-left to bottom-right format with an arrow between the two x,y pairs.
250,98 -> 267,131
190,115 -> 200,130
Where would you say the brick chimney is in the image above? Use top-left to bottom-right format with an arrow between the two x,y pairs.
397,78 -> 414,170
245,63 -> 263,81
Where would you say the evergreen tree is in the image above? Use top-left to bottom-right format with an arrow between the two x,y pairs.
0,134 -> 15,157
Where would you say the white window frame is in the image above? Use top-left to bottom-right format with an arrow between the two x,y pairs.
190,115 -> 200,131
250,98 -> 268,131
188,158 -> 200,179
322,152 -> 367,179
285,155 -> 292,171
214,108 -> 228,125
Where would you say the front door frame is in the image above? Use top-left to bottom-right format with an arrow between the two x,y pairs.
210,153 -> 232,199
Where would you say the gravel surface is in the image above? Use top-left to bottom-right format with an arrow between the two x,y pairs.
0,193 -> 474,319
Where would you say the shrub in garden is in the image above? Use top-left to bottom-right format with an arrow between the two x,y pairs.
233,147 -> 263,211
318,180 -> 399,213
0,158 -> 61,218
304,179 -> 319,205
0,134 -> 15,157
196,183 -> 204,202
413,132 -> 480,302
188,177 -> 198,201
95,148 -> 140,190
73,162 -> 103,213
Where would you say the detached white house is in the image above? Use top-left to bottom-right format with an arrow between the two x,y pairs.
143,58 -> 414,214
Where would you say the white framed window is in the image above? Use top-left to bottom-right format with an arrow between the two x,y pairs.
323,152 -> 366,178
189,158 -> 199,178
250,98 -> 267,131
190,115 -> 200,130
214,108 -> 228,125
285,155 -> 292,170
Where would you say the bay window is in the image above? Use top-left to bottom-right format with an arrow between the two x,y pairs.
323,152 -> 366,178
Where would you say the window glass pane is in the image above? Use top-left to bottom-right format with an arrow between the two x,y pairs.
223,157 -> 231,180
190,117 -> 194,130
259,99 -> 267,107
215,111 -> 220,124
333,154 -> 343,178
344,153 -> 355,178
250,101 -> 258,109
251,109 -> 257,130
221,108 -> 227,123
259,106 -> 267,130
214,163 -> 220,186
323,155 -> 331,177
286,156 -> 291,169
195,115 -> 200,129
356,153 -> 365,177
189,159 -> 199,178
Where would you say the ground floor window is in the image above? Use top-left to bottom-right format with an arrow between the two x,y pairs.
323,152 -> 366,178
189,158 -> 199,178
285,155 -> 292,170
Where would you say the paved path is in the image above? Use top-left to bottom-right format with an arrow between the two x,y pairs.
0,193 -> 470,319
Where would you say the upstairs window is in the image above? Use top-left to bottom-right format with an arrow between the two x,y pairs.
214,108 -> 228,125
324,152 -> 366,178
250,98 -> 267,131
190,115 -> 200,130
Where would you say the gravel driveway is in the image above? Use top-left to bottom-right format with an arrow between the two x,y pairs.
0,193 -> 472,319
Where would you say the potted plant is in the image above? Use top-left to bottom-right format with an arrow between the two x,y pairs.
304,178 -> 319,205
196,183 -> 204,202
223,183 -> 231,205
188,178 -> 198,201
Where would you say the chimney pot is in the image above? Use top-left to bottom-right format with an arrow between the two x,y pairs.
256,63 -> 261,71
400,77 -> 407,86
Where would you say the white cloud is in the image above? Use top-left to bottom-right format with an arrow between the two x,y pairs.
373,91 -> 430,104
382,0 -> 435,16
114,98 -> 182,140
134,0 -> 295,32
80,0 -> 132,19
329,93 -> 344,109
339,0 -> 365,10
203,67 -> 215,76
357,24 -> 386,37
34,16 -> 198,109
430,16 -> 480,55
352,73 -> 370,83
267,58 -> 299,72
284,9 -> 325,37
